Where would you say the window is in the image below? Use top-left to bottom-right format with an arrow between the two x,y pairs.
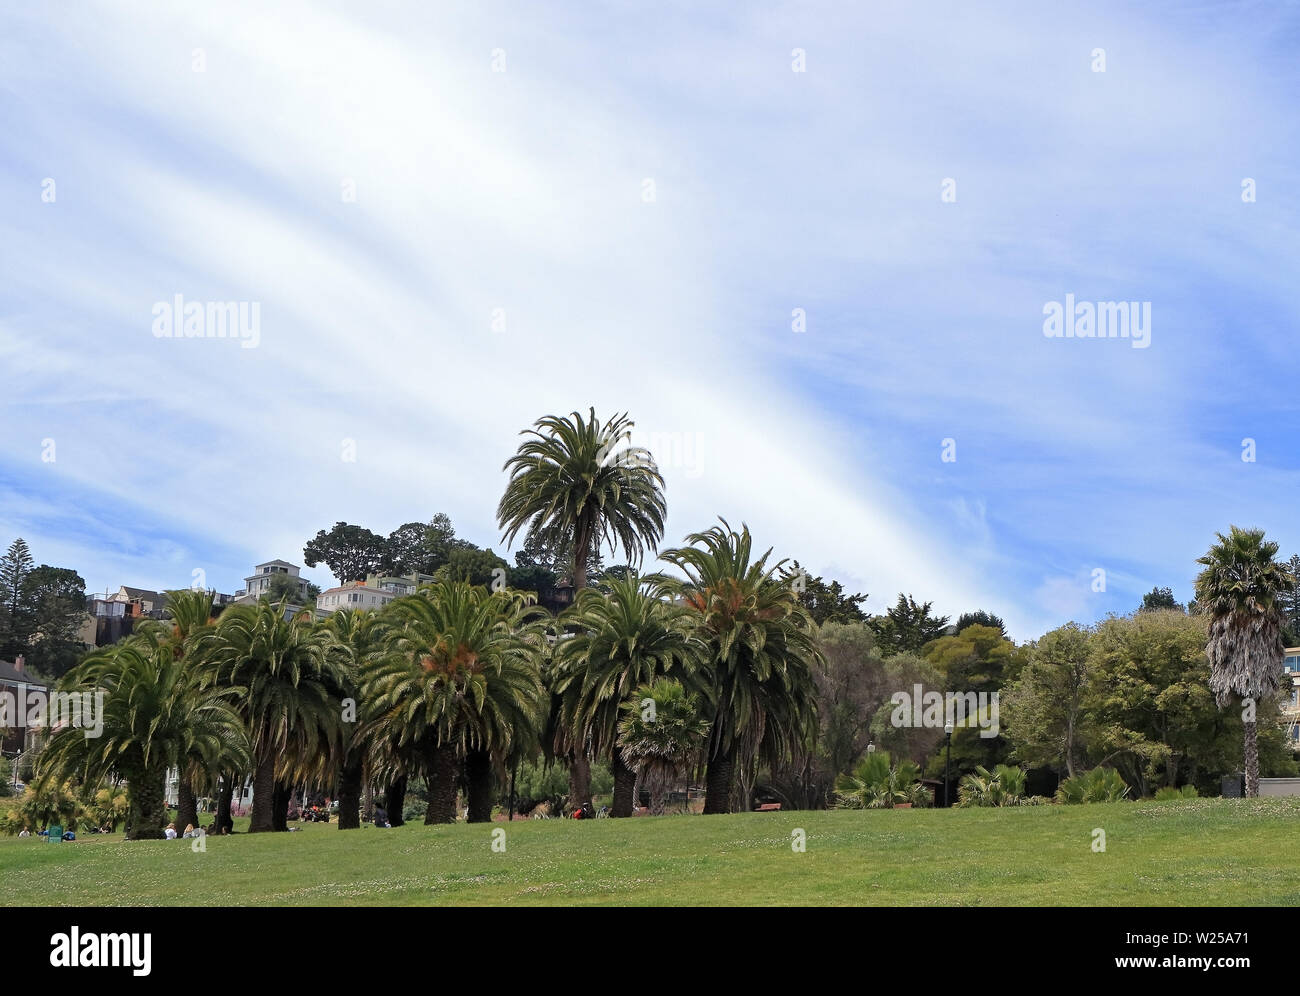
1286,655 -> 1300,672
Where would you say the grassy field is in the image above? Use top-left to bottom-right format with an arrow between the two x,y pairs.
3,797 -> 1299,906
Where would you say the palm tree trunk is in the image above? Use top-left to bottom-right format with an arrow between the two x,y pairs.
384,776 -> 406,827
704,743 -> 735,814
424,741 -> 459,824
568,751 -> 592,809
361,762 -> 373,823
610,750 -> 636,817
1244,719 -> 1260,797
248,751 -> 276,833
216,775 -> 235,833
632,768 -> 643,813
176,776 -> 198,834
337,754 -> 363,829
271,782 -> 290,831
126,764 -> 168,840
465,749 -> 494,823
573,520 -> 591,590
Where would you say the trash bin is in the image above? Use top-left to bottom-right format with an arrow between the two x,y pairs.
1221,773 -> 1244,798
47,823 -> 63,843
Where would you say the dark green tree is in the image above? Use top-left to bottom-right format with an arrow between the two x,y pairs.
871,594 -> 950,657
303,522 -> 388,582
1139,586 -> 1184,613
0,538 -> 35,658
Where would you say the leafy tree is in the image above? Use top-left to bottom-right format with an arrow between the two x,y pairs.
955,610 -> 1006,635
813,621 -> 887,781
303,522 -> 388,582
871,594 -> 950,657
867,651 -> 946,767
1088,608 -> 1293,796
1278,554 -> 1300,645
1194,526 -> 1294,797
925,623 -> 1022,694
1003,623 -> 1094,777
660,520 -> 822,814
435,546 -> 509,589
261,572 -> 317,606
617,679 -> 710,815
782,561 -> 868,625
553,574 -> 703,816
1139,586 -> 1184,613
0,538 -> 35,657
382,521 -> 435,576
20,565 -> 88,679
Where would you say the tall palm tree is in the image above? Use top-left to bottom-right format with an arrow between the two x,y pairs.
498,408 -> 668,805
325,607 -> 382,829
364,581 -> 546,824
554,573 -> 703,816
1194,525 -> 1293,797
617,679 -> 710,815
140,588 -> 219,831
37,632 -> 248,839
203,601 -> 345,832
660,520 -> 822,814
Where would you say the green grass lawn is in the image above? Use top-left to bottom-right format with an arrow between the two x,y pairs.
3,797 -> 1298,906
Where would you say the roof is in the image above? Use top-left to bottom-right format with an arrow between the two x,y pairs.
254,559 -> 300,569
121,586 -> 165,603
0,660 -> 49,687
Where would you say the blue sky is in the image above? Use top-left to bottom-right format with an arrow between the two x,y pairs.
2,1 -> 1298,641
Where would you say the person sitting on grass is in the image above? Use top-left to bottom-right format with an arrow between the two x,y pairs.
182,824 -> 197,838
164,822 -> 178,840
18,827 -> 30,838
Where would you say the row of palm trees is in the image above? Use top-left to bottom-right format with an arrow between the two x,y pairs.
31,408 -> 1296,833
37,410 -> 826,836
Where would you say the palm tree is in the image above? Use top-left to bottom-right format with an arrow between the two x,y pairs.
364,581 -> 546,823
1194,525 -> 1293,797
660,520 -> 822,814
617,679 -> 709,814
554,573 -> 704,816
325,607 -> 381,829
203,601 -> 345,832
141,588 -> 219,832
497,408 -> 668,805
37,632 -> 248,839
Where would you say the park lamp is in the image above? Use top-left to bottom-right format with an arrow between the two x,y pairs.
866,741 -> 875,754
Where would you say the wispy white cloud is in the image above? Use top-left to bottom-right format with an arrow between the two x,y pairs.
2,1 -> 1298,641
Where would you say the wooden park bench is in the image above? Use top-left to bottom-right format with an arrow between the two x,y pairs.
755,803 -> 781,812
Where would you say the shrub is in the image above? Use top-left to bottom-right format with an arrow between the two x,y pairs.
835,751 -> 931,809
957,764 -> 1028,807
1055,767 -> 1130,804
1153,784 -> 1198,801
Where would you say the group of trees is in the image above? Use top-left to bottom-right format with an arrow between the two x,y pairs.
0,538 -> 88,679
27,410 -> 829,836
14,410 -> 1300,836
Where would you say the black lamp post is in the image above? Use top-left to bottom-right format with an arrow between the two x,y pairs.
944,722 -> 954,807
